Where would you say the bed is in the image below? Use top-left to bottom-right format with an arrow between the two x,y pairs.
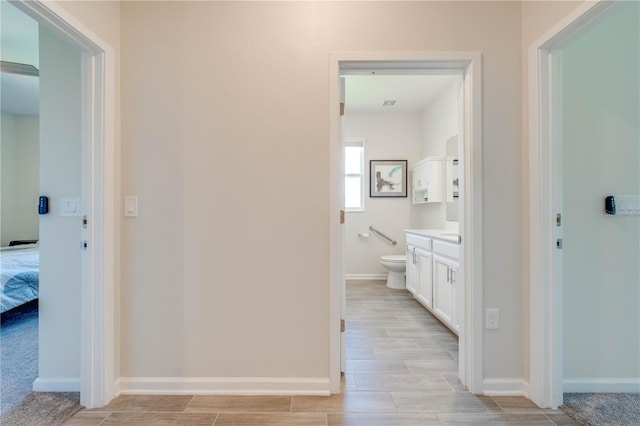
1,244 -> 39,313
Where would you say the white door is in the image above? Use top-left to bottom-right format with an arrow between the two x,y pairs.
339,76 -> 346,374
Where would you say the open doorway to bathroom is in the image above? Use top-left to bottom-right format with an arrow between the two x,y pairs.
329,53 -> 484,396
341,70 -> 465,392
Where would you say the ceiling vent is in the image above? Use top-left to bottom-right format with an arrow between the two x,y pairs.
382,100 -> 396,107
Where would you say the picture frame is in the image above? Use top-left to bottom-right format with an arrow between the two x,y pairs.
370,160 -> 407,197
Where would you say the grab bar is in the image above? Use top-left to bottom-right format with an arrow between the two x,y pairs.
369,226 -> 397,245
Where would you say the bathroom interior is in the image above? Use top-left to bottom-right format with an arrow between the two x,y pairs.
343,70 -> 463,351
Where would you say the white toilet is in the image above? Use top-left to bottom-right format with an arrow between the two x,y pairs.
379,255 -> 406,289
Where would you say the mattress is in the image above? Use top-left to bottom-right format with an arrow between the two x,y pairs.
1,244 -> 39,313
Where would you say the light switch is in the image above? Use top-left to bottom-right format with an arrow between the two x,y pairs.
124,196 -> 138,217
486,308 -> 500,330
61,197 -> 82,217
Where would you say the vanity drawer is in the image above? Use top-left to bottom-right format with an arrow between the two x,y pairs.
406,233 -> 432,251
433,239 -> 459,259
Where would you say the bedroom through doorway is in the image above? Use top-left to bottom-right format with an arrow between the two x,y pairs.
1,0 -> 85,417
0,0 -> 41,417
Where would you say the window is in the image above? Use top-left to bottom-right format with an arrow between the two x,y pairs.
345,138 -> 365,211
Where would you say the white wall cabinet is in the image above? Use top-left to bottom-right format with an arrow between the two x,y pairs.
412,157 -> 444,204
406,231 -> 459,335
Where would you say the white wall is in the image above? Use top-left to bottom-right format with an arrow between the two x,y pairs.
0,113 -> 39,246
37,26 -> 82,387
119,0 -> 525,385
561,1 -> 639,386
416,79 -> 460,229
344,112 -> 421,276
49,0 -> 635,400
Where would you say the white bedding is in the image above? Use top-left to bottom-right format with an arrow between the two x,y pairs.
1,245 -> 39,313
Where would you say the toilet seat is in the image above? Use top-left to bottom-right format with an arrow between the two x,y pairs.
381,255 -> 406,263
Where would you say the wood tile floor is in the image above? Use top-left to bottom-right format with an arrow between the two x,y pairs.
65,280 -> 578,425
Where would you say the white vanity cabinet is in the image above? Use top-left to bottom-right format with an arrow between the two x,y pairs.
405,230 -> 460,335
412,158 -> 444,204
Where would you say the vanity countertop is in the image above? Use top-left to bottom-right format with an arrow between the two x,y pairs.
405,229 -> 461,244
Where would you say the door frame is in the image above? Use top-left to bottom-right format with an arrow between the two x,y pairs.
329,51 -> 483,394
11,0 -> 116,408
528,0 -> 623,409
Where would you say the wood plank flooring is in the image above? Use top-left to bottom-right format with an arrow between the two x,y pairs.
65,280 -> 578,425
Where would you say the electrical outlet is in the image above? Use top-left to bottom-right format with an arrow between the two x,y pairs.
486,308 -> 499,330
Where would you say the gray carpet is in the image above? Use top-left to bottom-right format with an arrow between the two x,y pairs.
0,392 -> 82,425
562,393 -> 640,426
1,302 -> 82,425
1,301 -> 39,417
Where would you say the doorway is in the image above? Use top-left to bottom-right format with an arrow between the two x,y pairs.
329,53 -> 483,395
529,0 -> 639,408
341,71 -> 463,385
0,1 -> 41,416
9,0 -> 116,409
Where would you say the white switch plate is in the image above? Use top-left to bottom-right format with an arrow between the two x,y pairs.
60,197 -> 82,217
486,308 -> 499,330
124,196 -> 138,217
613,195 -> 640,216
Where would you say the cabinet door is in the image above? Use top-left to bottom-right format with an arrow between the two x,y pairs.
405,245 -> 418,295
415,248 -> 433,309
413,163 -> 428,191
450,261 -> 460,333
433,254 -> 454,326
428,159 -> 444,202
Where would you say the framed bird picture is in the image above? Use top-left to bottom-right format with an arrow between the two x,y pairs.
370,160 -> 407,197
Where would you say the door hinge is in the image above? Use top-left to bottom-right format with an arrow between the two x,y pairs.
556,213 -> 562,227
340,210 -> 345,224
556,239 -> 563,249
340,102 -> 345,117
340,319 -> 346,333
82,215 -> 88,229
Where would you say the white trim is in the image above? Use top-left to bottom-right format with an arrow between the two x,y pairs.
528,0 -> 625,409
345,274 -> 387,281
563,379 -> 640,393
483,379 -> 530,397
116,377 -> 331,396
33,378 -> 81,393
329,51 -> 483,396
12,0 -> 116,409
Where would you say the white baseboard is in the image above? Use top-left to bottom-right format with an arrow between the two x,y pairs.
33,377 -> 81,392
483,378 -> 530,397
564,378 -> 640,393
345,274 -> 387,281
115,377 -> 331,396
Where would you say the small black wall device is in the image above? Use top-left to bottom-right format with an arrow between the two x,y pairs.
38,196 -> 48,214
605,196 -> 616,215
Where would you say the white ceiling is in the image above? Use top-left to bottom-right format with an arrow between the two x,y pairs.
344,74 -> 459,114
1,1 -> 40,116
